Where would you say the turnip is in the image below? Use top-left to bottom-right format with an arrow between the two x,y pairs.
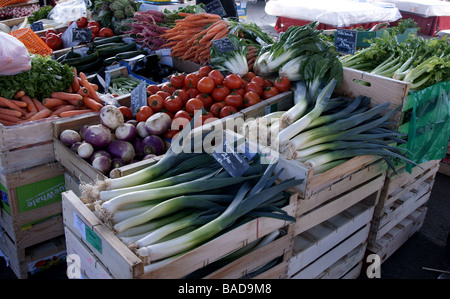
115,123 -> 137,141
84,124 -> 112,148
111,157 -> 126,169
145,112 -> 171,135
92,156 -> 112,174
90,150 -> 112,163
107,140 -> 135,163
136,121 -> 149,138
78,142 -> 94,159
60,129 -> 81,147
99,105 -> 124,130
70,141 -> 83,153
142,135 -> 165,156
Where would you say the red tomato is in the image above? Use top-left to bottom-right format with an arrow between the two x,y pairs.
196,93 -> 214,110
264,79 -> 274,88
263,86 -> 280,99
219,106 -> 238,118
156,90 -> 171,99
273,77 -> 291,92
147,94 -> 164,113
197,65 -> 213,78
98,27 -> 114,38
201,112 -> 214,124
243,91 -> 261,108
118,106 -> 132,121
161,82 -> 176,95
76,17 -> 88,28
232,88 -> 245,98
185,98 -> 204,115
146,84 -> 160,95
163,129 -> 180,140
88,25 -> 100,35
136,106 -> 154,122
207,70 -> 224,86
186,87 -> 200,99
46,35 -> 62,50
88,21 -> 101,28
172,89 -> 189,105
197,76 -> 215,94
245,82 -> 263,97
173,111 -> 191,130
164,95 -> 183,113
174,110 -> 192,121
210,102 -> 226,118
170,73 -> 186,88
245,71 -> 257,82
224,94 -> 244,109
45,29 -> 57,37
184,73 -> 199,88
224,74 -> 243,90
211,85 -> 230,102
250,76 -> 265,88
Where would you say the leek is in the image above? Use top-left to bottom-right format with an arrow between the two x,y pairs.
209,33 -> 248,77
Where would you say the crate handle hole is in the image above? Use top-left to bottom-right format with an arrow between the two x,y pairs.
353,79 -> 371,87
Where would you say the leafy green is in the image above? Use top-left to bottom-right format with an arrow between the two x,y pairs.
28,5 -> 53,24
0,55 -> 74,100
210,34 -> 248,76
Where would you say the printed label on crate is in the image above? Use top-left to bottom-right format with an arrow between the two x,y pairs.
16,175 -> 65,213
0,182 -> 10,215
335,29 -> 357,55
73,212 -> 102,253
212,140 -> 249,177
28,251 -> 66,275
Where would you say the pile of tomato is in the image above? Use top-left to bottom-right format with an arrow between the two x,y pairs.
145,65 -> 291,124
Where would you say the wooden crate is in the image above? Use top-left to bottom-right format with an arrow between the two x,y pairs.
368,159 -> 440,249
0,229 -> 66,279
0,162 -> 65,249
62,190 -> 298,279
288,197 -> 377,279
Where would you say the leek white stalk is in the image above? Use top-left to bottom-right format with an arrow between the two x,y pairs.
278,56 -> 307,81
279,81 -> 309,130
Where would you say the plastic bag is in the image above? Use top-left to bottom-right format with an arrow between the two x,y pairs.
47,0 -> 87,25
0,32 -> 31,75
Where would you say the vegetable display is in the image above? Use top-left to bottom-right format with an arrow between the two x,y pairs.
90,0 -> 139,34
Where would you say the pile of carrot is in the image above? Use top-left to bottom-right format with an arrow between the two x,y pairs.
247,45 -> 258,71
160,12 -> 230,65
0,70 -> 104,127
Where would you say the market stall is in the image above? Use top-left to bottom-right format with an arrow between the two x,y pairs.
0,0 -> 449,280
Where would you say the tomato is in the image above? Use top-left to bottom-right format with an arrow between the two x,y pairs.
88,21 -> 101,28
197,65 -> 213,78
160,82 -> 176,95
210,102 -> 226,118
219,106 -> 238,118
98,27 -> 114,38
232,88 -> 245,98
156,90 -> 171,99
147,94 -> 164,113
207,69 -> 224,86
184,73 -> 199,88
250,76 -> 265,88
88,25 -> 100,35
186,87 -> 200,99
173,111 -> 191,130
201,112 -> 214,124
76,17 -> 88,28
196,93 -> 214,110
46,35 -> 62,50
91,32 -> 96,41
197,76 -> 215,94
211,85 -> 230,102
118,106 -> 132,121
170,73 -> 186,88
224,94 -> 243,109
164,95 -> 183,113
185,98 -> 204,115
273,76 -> 291,92
146,84 -> 160,95
163,129 -> 180,140
245,82 -> 263,97
45,29 -> 57,37
224,74 -> 243,90
172,89 -> 189,105
174,110 -> 192,121
245,71 -> 257,82
40,36 -> 47,43
263,86 -> 280,99
204,116 -> 220,125
136,106 -> 154,122
243,91 -> 261,108
163,111 -> 174,119
264,79 -> 274,88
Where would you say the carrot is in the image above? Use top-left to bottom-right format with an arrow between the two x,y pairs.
72,69 -> 80,91
81,79 -> 101,103
83,96 -> 103,112
0,108 -> 22,117
177,12 -> 193,17
51,92 -> 83,101
9,99 -> 28,108
66,98 -> 83,106
42,98 -> 66,107
0,119 -> 16,126
0,96 -> 28,115
21,95 -> 38,112
24,111 -> 37,119
90,83 -> 98,91
60,109 -> 95,117
50,105 -> 77,116
28,108 -> 52,121
13,90 -> 25,99
0,113 -> 21,123
79,72 -> 88,83
32,97 -> 48,111
77,87 -> 90,96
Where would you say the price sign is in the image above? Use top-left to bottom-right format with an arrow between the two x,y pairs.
130,81 -> 147,117
212,140 -> 249,177
30,21 -> 44,32
72,27 -> 92,43
211,37 -> 237,53
335,29 -> 357,55
204,0 -> 227,17
61,21 -> 79,48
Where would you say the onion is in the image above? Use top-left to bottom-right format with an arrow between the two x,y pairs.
78,142 -> 94,159
92,156 -> 112,174
107,140 -> 135,163
115,123 -> 137,141
60,129 -> 81,147
84,124 -> 112,148
142,135 -> 165,156
99,105 -> 124,130
145,112 -> 171,135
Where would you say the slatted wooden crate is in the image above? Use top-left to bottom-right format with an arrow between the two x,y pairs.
367,160 -> 440,258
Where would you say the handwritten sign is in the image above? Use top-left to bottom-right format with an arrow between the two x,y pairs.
72,27 -> 92,43
335,29 -> 357,55
130,81 -> 147,117
30,21 -> 44,32
61,21 -> 79,48
204,0 -> 227,17
212,140 -> 249,177
212,37 -> 237,53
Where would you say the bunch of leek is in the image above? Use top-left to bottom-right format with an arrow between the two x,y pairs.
209,33 -> 249,77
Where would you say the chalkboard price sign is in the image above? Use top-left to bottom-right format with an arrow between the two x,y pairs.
30,21 -> 44,32
212,141 -> 249,177
212,37 -> 237,53
204,0 -> 227,17
72,28 -> 92,43
130,81 -> 147,117
335,29 -> 357,55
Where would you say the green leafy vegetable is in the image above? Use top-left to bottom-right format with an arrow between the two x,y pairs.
210,33 -> 249,76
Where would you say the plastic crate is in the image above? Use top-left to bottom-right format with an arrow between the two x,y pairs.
10,28 -> 52,56
0,0 -> 27,8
